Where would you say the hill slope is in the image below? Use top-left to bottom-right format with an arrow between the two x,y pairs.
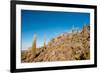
21,25 -> 90,63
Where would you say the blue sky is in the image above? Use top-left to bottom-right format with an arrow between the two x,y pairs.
21,10 -> 90,49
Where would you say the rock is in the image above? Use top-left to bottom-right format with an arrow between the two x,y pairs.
21,25 -> 90,62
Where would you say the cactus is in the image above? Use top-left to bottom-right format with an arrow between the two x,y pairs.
31,35 -> 36,58
71,25 -> 75,42
44,36 -> 46,49
83,24 -> 86,27
72,25 -> 74,33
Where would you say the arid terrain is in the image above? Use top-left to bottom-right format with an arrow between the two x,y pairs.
21,25 -> 90,63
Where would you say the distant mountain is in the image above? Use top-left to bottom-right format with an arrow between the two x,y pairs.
21,25 -> 90,63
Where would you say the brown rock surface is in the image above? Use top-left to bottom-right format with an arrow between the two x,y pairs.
21,25 -> 90,63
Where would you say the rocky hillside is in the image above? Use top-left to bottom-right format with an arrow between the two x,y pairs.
21,25 -> 90,63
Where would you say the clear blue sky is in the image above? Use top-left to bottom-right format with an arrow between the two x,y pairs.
21,10 -> 90,49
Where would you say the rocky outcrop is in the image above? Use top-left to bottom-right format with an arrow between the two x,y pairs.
21,25 -> 90,63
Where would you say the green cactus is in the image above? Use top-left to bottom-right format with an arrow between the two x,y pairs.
72,25 -> 75,33
32,35 -> 36,58
44,36 -> 46,49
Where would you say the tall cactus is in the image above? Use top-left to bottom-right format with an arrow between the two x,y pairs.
72,25 -> 75,33
44,36 -> 46,49
83,24 -> 86,28
71,25 -> 75,42
31,35 -> 36,58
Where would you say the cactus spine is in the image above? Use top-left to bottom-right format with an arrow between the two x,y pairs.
32,35 -> 36,58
